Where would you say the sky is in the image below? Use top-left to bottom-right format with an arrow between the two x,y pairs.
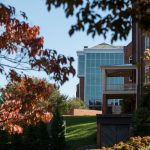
2,0 -> 132,97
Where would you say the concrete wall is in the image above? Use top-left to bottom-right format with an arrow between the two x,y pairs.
73,109 -> 102,116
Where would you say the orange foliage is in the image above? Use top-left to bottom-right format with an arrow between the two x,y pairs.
0,77 -> 53,134
0,3 -> 75,134
0,3 -> 75,84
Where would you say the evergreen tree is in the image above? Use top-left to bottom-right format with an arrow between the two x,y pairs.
133,93 -> 150,136
23,122 -> 50,150
50,107 -> 66,150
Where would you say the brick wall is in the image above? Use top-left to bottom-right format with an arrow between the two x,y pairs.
76,83 -> 79,98
124,42 -> 132,64
73,109 -> 102,116
79,77 -> 84,101
124,42 -> 133,84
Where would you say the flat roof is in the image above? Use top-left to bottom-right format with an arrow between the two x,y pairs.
100,64 -> 137,70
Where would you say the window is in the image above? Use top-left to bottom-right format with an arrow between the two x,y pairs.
85,52 -> 124,107
110,53 -> 115,59
91,60 -> 96,67
129,55 -> 132,64
91,53 -> 96,59
145,36 -> 150,49
106,53 -> 109,59
87,53 -> 91,59
96,53 -> 100,59
145,65 -> 150,84
78,55 -> 85,75
109,59 -> 114,64
128,56 -> 133,81
96,60 -> 100,67
144,40 -> 150,84
101,53 -> 105,59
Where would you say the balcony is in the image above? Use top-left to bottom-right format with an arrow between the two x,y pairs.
106,83 -> 136,91
101,65 -> 138,95
100,65 -> 138,114
103,83 -> 137,94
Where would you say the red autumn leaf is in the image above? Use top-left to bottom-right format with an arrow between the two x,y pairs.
0,3 -> 75,134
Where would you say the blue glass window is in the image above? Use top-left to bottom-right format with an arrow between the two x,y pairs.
96,53 -> 100,59
78,55 -> 85,75
85,51 -> 124,107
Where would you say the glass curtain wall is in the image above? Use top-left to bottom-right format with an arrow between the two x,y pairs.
78,55 -> 85,76
85,53 -> 124,106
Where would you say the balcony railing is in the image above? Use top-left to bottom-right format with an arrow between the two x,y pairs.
105,84 -> 136,91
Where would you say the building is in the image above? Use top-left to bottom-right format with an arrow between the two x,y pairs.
76,43 -> 130,110
101,42 -> 138,114
97,3 -> 150,147
101,64 -> 137,114
101,27 -> 150,114
132,23 -> 150,108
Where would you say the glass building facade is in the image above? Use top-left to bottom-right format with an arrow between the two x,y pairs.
78,55 -> 85,76
77,43 -> 124,107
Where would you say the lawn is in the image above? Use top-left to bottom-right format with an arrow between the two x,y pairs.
63,116 -> 150,150
142,146 -> 150,150
63,116 -> 97,150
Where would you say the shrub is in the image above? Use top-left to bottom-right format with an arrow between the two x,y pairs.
49,107 -> 66,150
0,130 -> 9,150
65,98 -> 87,114
102,136 -> 150,150
0,122 -> 50,150
133,93 -> 150,136
133,108 -> 150,136
140,93 -> 150,110
47,91 -> 87,115
23,122 -> 50,150
48,89 -> 68,115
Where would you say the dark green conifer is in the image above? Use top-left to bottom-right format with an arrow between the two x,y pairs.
50,107 -> 66,150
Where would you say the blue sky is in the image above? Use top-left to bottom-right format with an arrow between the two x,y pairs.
2,0 -> 132,97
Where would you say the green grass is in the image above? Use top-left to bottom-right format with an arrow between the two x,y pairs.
142,146 -> 150,150
63,116 -> 97,150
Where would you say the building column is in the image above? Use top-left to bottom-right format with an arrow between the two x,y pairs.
136,68 -> 138,110
102,94 -> 107,114
102,69 -> 106,91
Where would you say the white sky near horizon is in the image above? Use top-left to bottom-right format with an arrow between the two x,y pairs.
1,0 -> 132,98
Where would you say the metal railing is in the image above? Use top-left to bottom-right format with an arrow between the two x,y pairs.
105,83 -> 136,91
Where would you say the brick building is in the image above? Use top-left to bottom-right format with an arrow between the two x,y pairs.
132,23 -> 150,107
76,43 -> 132,110
101,24 -> 150,114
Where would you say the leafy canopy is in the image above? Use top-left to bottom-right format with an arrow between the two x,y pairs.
0,3 -> 75,134
45,0 -> 150,43
0,77 -> 53,134
0,3 -> 75,85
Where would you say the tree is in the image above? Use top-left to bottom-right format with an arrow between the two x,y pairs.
0,77 -> 54,134
23,121 -> 50,150
0,3 -> 75,84
65,98 -> 87,114
133,93 -> 150,136
49,107 -> 66,150
45,0 -> 150,43
47,89 -> 68,115
0,3 -> 75,134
